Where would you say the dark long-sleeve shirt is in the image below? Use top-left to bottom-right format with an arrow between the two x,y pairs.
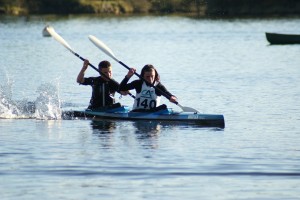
81,76 -> 119,109
119,76 -> 173,100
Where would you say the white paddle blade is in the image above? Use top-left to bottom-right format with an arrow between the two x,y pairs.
178,104 -> 199,113
88,35 -> 119,62
46,26 -> 75,54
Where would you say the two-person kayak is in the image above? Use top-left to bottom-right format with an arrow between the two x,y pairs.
63,106 -> 225,128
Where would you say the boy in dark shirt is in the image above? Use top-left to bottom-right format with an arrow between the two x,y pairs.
77,59 -> 121,109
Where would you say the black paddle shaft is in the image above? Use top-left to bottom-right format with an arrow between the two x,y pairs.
74,53 -> 135,99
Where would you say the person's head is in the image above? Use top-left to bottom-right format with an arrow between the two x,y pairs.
140,64 -> 160,84
98,60 -> 112,80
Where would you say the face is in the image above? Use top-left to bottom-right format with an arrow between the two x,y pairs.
100,67 -> 112,80
143,69 -> 155,84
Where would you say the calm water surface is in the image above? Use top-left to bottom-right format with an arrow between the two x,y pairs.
1,15 -> 300,199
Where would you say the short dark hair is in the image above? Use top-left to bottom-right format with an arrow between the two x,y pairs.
98,60 -> 111,70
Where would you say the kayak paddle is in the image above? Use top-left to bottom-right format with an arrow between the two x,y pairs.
46,26 -> 135,99
88,35 -> 199,113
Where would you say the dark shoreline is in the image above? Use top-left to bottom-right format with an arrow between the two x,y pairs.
2,13 -> 300,23
1,0 -> 300,18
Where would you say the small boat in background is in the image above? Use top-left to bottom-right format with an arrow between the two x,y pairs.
266,32 -> 300,45
42,25 -> 51,37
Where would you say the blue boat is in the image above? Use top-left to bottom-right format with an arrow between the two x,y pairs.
63,106 -> 225,128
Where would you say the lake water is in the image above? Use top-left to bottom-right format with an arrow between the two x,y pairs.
1,15 -> 300,199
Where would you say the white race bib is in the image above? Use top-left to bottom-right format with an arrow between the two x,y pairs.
133,82 -> 161,110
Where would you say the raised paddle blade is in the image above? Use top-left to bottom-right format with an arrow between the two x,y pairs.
46,28 -> 135,100
46,26 -> 75,54
88,35 -> 119,62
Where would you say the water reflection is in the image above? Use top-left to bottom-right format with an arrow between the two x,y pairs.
90,120 -> 117,149
134,121 -> 161,136
90,120 -> 116,134
133,121 -> 162,149
90,119 -> 162,149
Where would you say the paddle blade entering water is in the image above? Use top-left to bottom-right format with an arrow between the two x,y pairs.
177,104 -> 199,113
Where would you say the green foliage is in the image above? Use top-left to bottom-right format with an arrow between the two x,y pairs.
126,0 -> 151,13
151,0 -> 181,12
26,0 -> 91,14
206,0 -> 300,16
1,0 -> 300,16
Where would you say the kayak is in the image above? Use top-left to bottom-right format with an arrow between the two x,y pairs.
64,106 -> 225,128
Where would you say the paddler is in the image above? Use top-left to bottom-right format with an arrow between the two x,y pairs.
77,59 -> 126,110
119,64 -> 177,112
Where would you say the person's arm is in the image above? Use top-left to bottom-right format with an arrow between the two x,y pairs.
119,76 -> 133,91
156,83 -> 178,103
76,59 -> 89,84
119,68 -> 137,91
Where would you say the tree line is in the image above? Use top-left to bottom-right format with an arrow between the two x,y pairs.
1,0 -> 299,17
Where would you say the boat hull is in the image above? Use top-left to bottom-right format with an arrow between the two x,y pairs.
266,32 -> 300,45
64,106 -> 225,128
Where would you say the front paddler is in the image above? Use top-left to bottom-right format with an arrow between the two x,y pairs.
119,64 -> 177,112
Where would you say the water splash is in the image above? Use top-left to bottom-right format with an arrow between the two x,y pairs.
0,75 -> 62,119
34,82 -> 62,120
0,75 -> 31,118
